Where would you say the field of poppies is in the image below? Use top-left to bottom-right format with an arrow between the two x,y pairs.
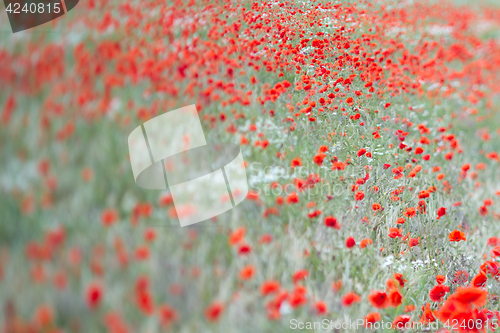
3,0 -> 500,331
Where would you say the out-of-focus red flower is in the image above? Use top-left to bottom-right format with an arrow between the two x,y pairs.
341,292 -> 361,307
488,237 -> 500,246
33,304 -> 54,328
388,288 -> 403,307
360,238 -> 373,248
436,207 -> 447,219
292,270 -> 308,284
159,304 -> 179,327
313,301 -> 327,315
229,227 -> 246,246
101,208 -> 119,227
136,290 -> 155,315
86,283 -> 103,309
393,273 -> 406,287
238,244 -> 252,255
289,288 -> 307,308
260,280 -> 280,296
453,286 -> 487,307
436,275 -> 446,284
364,312 -> 381,327
286,192 -> 299,204
368,291 -> 389,309
409,238 -> 419,247
205,302 -> 224,322
324,216 -> 340,229
291,156 -> 302,168
392,315 -> 411,330
345,236 -> 356,248
239,265 -> 255,280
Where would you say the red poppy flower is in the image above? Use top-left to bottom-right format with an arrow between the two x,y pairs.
418,190 -> 430,199
436,207 -> 447,219
487,237 -> 500,246
341,292 -> 361,307
238,244 -> 252,255
360,238 -> 373,248
480,260 -> 500,276
396,217 -> 406,224
448,229 -> 466,242
393,273 -> 406,287
259,234 -> 273,244
286,192 -> 299,204
364,312 -> 381,327
239,265 -> 255,280
289,288 -> 307,308
409,238 -> 419,247
355,191 -> 365,201
420,303 -> 435,323
329,280 -> 342,293
101,208 -> 119,227
229,227 -> 246,246
313,153 -> 326,166
388,288 -> 403,307
368,291 -> 389,309
307,209 -> 322,219
345,236 -> 356,248
291,156 -> 302,168
260,280 -> 280,296
313,301 -> 327,315
136,290 -> 155,315
205,302 -> 224,322
471,271 -> 487,287
159,304 -> 179,327
490,246 -> 500,258
429,284 -> 449,302
292,270 -> 308,284
436,275 -> 446,284
86,283 -> 103,309
453,286 -> 487,307
404,305 -> 415,313
34,304 -> 53,328
324,216 -> 340,229
403,207 -> 416,218
392,315 -> 411,330
388,228 -> 403,238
